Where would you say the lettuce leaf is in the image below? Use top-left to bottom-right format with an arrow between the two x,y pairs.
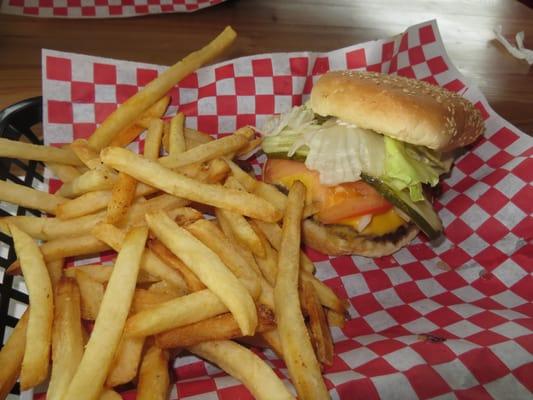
383,137 -> 452,202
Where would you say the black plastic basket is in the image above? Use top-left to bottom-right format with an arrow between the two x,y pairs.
0,96 -> 44,397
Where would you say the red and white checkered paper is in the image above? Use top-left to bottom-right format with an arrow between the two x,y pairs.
0,0 -> 225,18
36,20 -> 533,400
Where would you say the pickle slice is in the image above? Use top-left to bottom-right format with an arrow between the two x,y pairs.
361,174 -> 443,240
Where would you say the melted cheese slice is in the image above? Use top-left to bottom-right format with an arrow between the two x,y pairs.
338,209 -> 407,236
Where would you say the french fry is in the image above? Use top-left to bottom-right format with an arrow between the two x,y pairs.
9,225 -> 53,390
135,96 -> 171,129
184,127 -> 213,148
161,120 -> 170,153
109,124 -> 146,148
186,218 -> 261,299
106,336 -> 145,387
221,176 -> 265,257
88,26 -> 237,150
159,127 -> 251,169
0,180 -> 66,215
99,390 -> 123,400
125,289 -> 228,337
260,329 -> 285,360
54,183 -> 157,219
75,269 -> 104,320
327,309 -> 346,328
47,258 -> 64,290
132,288 -> 179,313
169,112 -> 186,155
215,208 -> 262,277
300,279 -> 334,367
304,273 -> 348,314
144,119 -> 164,160
46,162 -> 82,183
106,172 -> 138,225
147,280 -> 186,297
0,211 -> 106,241
249,221 -> 278,286
224,158 -> 257,191
57,165 -> 117,198
0,137 -> 83,166
64,264 -> 157,284
101,147 -> 281,222
253,220 -> 315,274
189,340 -> 295,400
156,304 -> 276,349
47,278 -> 84,400
91,223 -> 188,292
236,136 -> 262,158
71,139 -> 101,169
273,181 -> 329,399
147,238 -> 205,292
145,210 -> 257,335
63,226 -> 148,400
137,345 -> 170,400
0,310 -> 28,399
206,158 -> 231,183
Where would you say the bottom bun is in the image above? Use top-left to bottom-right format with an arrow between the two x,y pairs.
302,219 -> 419,257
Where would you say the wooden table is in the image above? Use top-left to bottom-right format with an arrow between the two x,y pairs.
0,0 -> 532,133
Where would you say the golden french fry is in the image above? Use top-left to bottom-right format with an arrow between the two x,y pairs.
260,329 -> 285,360
46,162 -> 82,183
224,158 -> 257,191
0,211 -> 106,241
215,208 -> 263,277
273,181 -> 329,399
63,227 -> 148,400
91,223 -> 188,293
206,158 -> 230,183
327,309 -> 346,328
54,183 -> 157,220
144,118 -> 164,160
159,128 -> 250,169
161,120 -> 170,153
64,264 -> 157,284
88,26 -> 237,150
57,165 -> 117,198
253,220 -> 315,274
75,269 -> 104,320
0,137 -> 83,166
186,218 -> 261,299
156,304 -> 275,349
47,258 -> 64,290
106,172 -> 138,225
304,273 -> 348,314
0,310 -> 28,399
147,280 -> 186,297
236,137 -> 262,157
249,221 -> 278,286
145,211 -> 257,335
9,225 -> 53,390
99,390 -> 123,400
147,238 -> 205,292
102,147 -> 281,222
169,112 -> 186,155
221,177 -> 265,257
189,340 -> 295,400
47,278 -> 84,400
125,289 -> 228,337
106,336 -> 145,387
132,288 -> 179,313
134,96 -> 171,129
137,345 -> 170,400
301,278 -> 334,367
109,124 -> 145,148
184,127 -> 213,148
0,180 -> 66,215
71,139 -> 101,169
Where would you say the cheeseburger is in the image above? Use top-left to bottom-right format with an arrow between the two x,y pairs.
260,71 -> 485,256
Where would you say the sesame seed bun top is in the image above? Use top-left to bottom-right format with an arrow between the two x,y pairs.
309,71 -> 485,151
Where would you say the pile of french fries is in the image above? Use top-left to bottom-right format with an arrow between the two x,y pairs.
0,26 -> 347,400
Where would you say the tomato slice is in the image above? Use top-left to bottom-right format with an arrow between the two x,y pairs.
263,159 -> 392,224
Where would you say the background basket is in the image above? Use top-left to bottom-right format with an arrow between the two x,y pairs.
0,97 -> 44,398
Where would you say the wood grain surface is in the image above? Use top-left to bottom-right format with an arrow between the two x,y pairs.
0,0 -> 532,133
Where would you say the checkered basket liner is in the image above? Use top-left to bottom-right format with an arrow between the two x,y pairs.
0,0 -> 225,18
1,20 -> 532,399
